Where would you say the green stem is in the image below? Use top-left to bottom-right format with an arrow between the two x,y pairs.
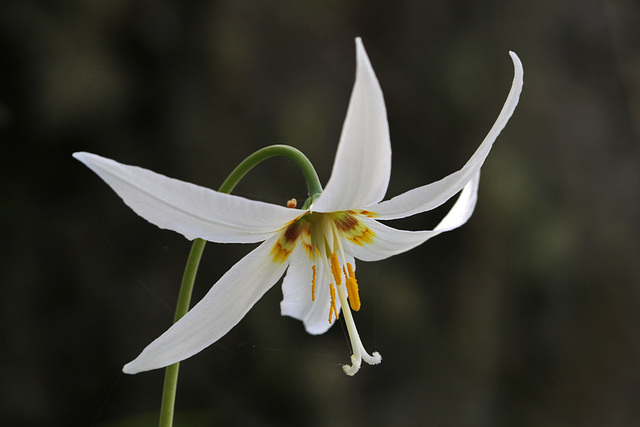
158,238 -> 204,427
158,145 -> 321,427
218,144 -> 322,195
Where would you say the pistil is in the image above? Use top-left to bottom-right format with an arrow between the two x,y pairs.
335,281 -> 381,376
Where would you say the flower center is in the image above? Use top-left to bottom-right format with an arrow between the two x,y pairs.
271,210 -> 381,375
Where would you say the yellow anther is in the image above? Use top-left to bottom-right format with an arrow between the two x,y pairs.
329,282 -> 339,323
311,265 -> 317,301
346,262 -> 355,278
286,198 -> 297,208
330,253 -> 342,286
344,263 -> 360,311
346,277 -> 361,311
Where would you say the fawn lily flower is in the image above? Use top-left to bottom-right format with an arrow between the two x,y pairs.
74,38 -> 523,376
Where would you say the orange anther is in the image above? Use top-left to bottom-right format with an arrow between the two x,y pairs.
346,263 -> 355,278
329,282 -> 339,323
346,277 -> 361,311
311,265 -> 317,301
330,253 -> 342,286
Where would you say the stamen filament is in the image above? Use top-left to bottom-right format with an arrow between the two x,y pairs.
330,221 -> 349,269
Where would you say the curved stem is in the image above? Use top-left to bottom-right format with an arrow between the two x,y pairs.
158,145 -> 321,427
219,144 -> 323,196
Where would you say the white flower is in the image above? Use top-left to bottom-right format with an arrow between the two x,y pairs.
74,38 -> 523,376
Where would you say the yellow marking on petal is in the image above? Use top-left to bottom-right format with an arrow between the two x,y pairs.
329,282 -> 339,323
270,218 -> 311,264
302,242 -> 313,260
333,212 -> 376,246
270,241 -> 290,264
330,252 -> 342,286
349,209 -> 378,218
311,265 -> 317,301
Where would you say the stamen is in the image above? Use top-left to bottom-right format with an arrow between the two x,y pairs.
329,282 -> 339,323
346,262 -> 355,278
340,262 -> 360,311
330,253 -> 342,286
286,198 -> 297,208
311,265 -> 317,301
346,277 -> 360,311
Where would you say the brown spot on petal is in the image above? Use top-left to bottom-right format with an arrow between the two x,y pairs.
271,217 -> 311,263
334,212 -> 375,246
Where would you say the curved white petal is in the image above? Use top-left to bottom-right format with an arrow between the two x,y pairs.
123,235 -> 289,374
350,173 -> 479,261
280,248 -> 338,335
313,38 -> 391,212
74,152 -> 302,243
371,52 -> 523,220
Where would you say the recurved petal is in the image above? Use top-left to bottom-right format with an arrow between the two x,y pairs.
371,52 -> 523,220
349,173 -> 479,261
312,38 -> 391,213
73,152 -> 302,243
280,247 -> 339,335
123,235 -> 289,374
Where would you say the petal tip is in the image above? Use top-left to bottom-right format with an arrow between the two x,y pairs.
508,51 -> 524,82
73,151 -> 101,167
122,361 -> 138,375
354,38 -> 371,67
72,151 -> 88,161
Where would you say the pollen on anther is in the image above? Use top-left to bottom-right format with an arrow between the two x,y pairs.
344,263 -> 360,311
329,282 -> 339,323
330,253 -> 342,286
346,263 -> 355,278
346,277 -> 361,311
286,198 -> 297,208
311,265 -> 317,301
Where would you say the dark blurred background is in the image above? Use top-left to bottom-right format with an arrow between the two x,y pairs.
1,1 -> 638,426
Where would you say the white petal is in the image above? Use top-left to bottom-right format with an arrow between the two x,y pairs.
349,174 -> 479,261
313,38 -> 391,212
123,235 -> 289,374
74,152 -> 302,243
371,52 -> 523,220
280,247 -> 337,335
